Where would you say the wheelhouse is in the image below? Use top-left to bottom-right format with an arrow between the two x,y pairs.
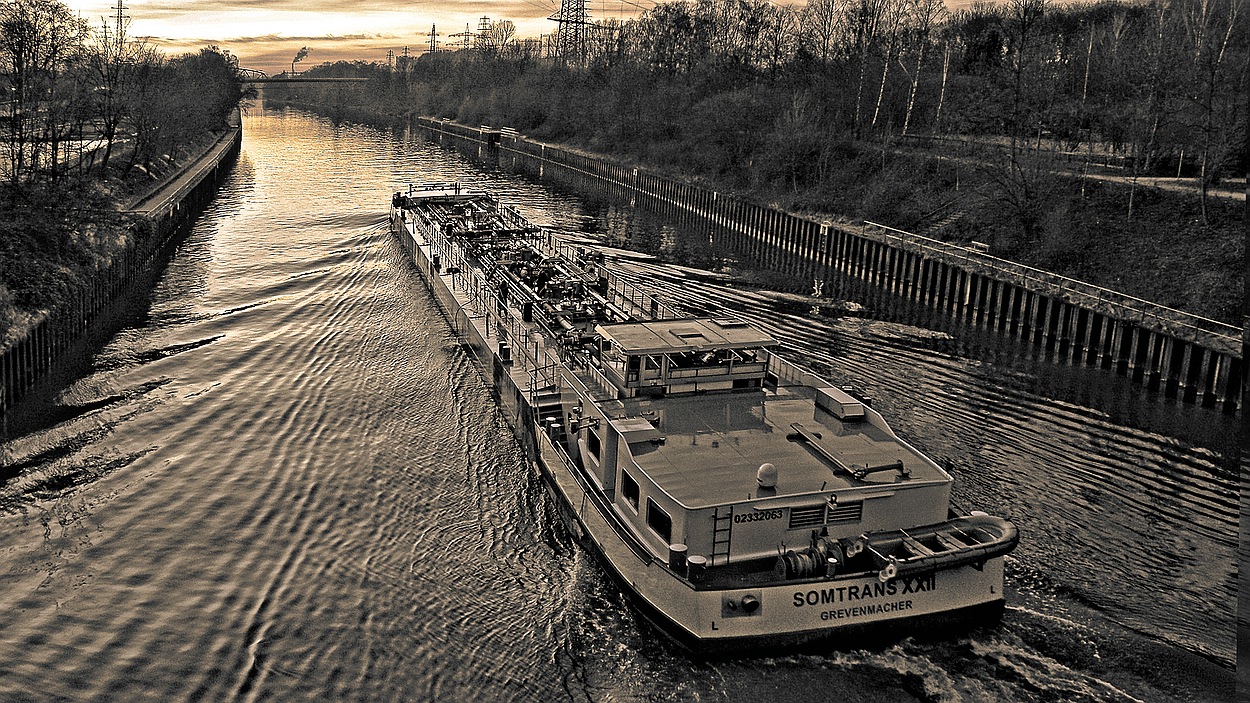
564,318 -> 956,578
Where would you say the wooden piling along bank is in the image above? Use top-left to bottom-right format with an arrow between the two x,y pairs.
0,125 -> 242,420
417,117 -> 1242,413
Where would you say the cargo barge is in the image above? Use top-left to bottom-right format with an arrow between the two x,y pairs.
389,183 -> 1019,653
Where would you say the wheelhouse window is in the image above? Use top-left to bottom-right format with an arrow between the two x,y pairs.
646,498 -> 672,544
626,355 -> 641,381
622,471 -> 639,511
586,429 -> 601,462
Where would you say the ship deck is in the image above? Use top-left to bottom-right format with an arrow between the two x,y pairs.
395,194 -> 947,511
392,189 -> 1015,652
614,388 -> 946,509
394,197 -> 628,404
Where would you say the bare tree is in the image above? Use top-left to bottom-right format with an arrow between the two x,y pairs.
727,0 -> 772,71
1005,0 -> 1047,160
932,41 -> 949,131
0,0 -> 89,186
800,0 -> 847,62
1126,0 -> 1185,219
869,0 -> 908,131
586,18 -> 626,67
1183,0 -> 1245,224
489,20 -> 516,52
118,43 -> 168,178
900,0 -> 946,135
848,0 -> 887,135
982,0 -> 1053,245
85,14 -> 144,173
760,4 -> 799,78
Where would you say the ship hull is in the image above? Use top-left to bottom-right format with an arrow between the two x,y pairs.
535,425 -> 1007,654
389,205 -> 1008,654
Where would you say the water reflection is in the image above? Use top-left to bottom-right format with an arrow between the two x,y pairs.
0,106 -> 1234,703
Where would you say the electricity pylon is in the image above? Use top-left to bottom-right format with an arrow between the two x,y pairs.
549,0 -> 590,65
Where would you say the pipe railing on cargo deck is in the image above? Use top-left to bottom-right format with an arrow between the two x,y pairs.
573,358 -> 618,399
528,360 -> 563,397
561,361 -> 613,403
598,271 -> 684,321
528,232 -> 683,323
767,353 -> 833,390
525,230 -> 680,322
421,196 -> 672,402
427,220 -> 588,396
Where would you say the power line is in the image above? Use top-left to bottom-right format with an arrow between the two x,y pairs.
514,0 -> 560,16
616,0 -> 656,12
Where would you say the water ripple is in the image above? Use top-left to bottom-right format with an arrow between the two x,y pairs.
0,106 -> 1234,703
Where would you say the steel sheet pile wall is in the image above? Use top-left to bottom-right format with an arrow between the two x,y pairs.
416,119 -> 1242,413
0,128 -> 242,418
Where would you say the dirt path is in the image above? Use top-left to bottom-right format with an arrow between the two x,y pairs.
893,135 -> 1245,202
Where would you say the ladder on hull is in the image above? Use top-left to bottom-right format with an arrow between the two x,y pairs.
711,507 -> 732,565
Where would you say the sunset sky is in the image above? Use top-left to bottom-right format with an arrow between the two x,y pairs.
62,0 -> 646,75
63,0 -> 982,77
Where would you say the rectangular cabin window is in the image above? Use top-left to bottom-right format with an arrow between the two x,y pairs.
646,499 -> 672,544
586,429 -> 601,462
622,471 -> 639,512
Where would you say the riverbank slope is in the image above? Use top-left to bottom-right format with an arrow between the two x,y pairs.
0,123 -> 239,349
271,93 -> 1244,329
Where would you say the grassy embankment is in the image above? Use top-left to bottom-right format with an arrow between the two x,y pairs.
272,85 -> 1244,327
0,24 -> 245,350
0,128 -> 229,348
762,141 -> 1244,325
283,0 -> 1248,328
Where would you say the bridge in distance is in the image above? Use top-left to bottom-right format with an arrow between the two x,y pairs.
237,68 -> 369,85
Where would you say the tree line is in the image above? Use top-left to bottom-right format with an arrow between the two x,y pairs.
288,0 -> 1242,323
307,0 -> 1244,225
1,0 -> 244,191
0,0 -> 245,343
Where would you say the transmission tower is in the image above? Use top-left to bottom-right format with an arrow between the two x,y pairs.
109,0 -> 128,50
427,24 -> 439,54
474,16 -> 491,51
449,23 -> 472,51
386,49 -> 395,71
548,0 -> 590,65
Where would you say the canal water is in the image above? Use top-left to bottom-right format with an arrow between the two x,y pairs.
0,107 -> 1238,702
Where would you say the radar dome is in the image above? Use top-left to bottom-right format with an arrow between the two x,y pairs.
757,463 -> 778,488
